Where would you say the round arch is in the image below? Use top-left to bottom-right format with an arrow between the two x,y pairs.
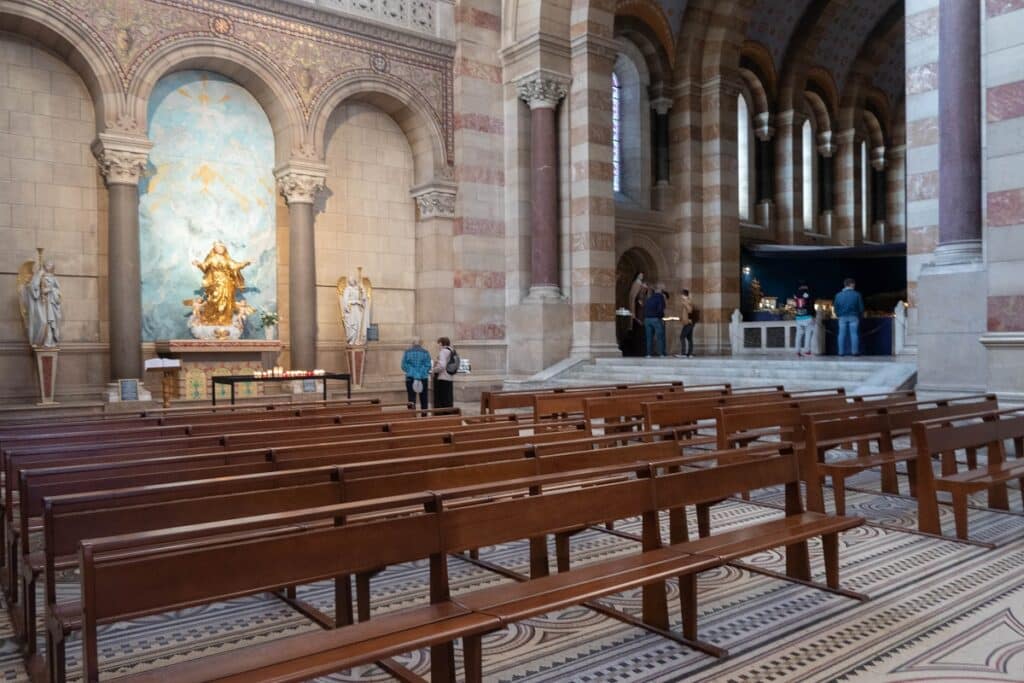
0,8 -> 121,132
308,74 -> 449,185
126,37 -> 304,165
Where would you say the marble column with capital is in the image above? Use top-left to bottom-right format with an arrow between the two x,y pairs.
773,110 -> 805,244
518,75 -> 568,299
936,0 -> 982,264
754,112 -> 775,229
817,132 -> 836,238
275,163 -> 327,371
92,132 -> 152,381
886,145 -> 906,243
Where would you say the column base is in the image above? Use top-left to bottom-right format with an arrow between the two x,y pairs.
932,240 -> 982,266
524,285 -> 564,302
755,199 -> 774,231
979,333 -> 1024,402
507,298 -> 572,375
652,181 -> 672,212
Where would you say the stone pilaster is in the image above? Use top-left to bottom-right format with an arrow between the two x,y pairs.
411,180 -> 457,345
92,131 -> 152,382
698,77 -> 742,352
817,131 -> 836,237
833,128 -> 857,245
773,110 -> 804,244
517,73 -> 569,299
651,96 -> 672,211
886,144 -> 906,243
567,37 -> 618,359
275,161 -> 327,370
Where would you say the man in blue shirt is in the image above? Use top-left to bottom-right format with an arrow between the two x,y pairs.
643,284 -> 667,357
833,278 -> 865,356
400,337 -> 432,408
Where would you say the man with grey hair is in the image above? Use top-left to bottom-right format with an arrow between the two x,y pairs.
400,336 -> 431,409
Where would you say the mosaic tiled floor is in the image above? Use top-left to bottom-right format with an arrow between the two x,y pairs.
1,463 -> 1021,682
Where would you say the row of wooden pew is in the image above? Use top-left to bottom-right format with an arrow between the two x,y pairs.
0,381 -> 1019,682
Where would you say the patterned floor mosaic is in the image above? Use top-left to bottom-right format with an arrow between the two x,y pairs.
0,462 -> 1021,682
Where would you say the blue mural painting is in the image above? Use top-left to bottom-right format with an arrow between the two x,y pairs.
140,70 -> 276,341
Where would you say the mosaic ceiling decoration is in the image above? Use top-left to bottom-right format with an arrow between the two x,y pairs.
871,31 -> 906,108
813,0 -> 900,92
745,0 -> 816,68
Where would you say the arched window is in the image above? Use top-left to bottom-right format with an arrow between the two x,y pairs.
612,71 -> 621,194
860,139 -> 869,241
737,93 -> 751,222
801,118 -> 815,231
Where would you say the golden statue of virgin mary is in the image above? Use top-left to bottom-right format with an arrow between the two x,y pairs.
190,241 -> 251,326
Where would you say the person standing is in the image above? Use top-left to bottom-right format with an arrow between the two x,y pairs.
431,336 -> 455,408
675,288 -> 695,358
793,282 -> 816,357
834,278 -> 865,356
643,284 -> 667,357
400,337 -> 431,409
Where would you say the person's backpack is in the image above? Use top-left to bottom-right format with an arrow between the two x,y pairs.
690,308 -> 700,324
444,347 -> 460,375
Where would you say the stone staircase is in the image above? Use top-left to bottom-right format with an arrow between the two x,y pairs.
509,356 -> 917,395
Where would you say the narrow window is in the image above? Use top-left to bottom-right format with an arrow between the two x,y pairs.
802,119 -> 814,231
612,71 -> 621,194
737,94 -> 750,221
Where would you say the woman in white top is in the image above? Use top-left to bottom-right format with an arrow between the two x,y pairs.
431,336 -> 455,409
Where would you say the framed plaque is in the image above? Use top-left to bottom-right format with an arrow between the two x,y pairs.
118,378 -> 140,401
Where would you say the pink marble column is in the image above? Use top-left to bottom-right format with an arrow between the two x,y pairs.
519,76 -> 567,297
936,0 -> 982,264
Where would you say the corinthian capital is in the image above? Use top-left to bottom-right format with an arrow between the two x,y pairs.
274,162 -> 328,205
411,180 -> 457,219
91,132 -> 152,186
517,73 -> 570,110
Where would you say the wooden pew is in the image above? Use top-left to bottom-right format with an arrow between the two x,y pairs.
801,395 -> 999,515
74,444 -> 861,682
479,381 -> 686,414
913,408 -> 1024,540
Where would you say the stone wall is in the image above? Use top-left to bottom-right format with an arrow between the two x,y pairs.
982,0 -> 1024,398
0,33 -> 107,402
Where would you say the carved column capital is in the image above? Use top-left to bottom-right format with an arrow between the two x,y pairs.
817,131 -> 836,158
650,97 -> 673,116
517,72 -> 570,110
871,146 -> 887,171
274,162 -> 328,205
411,180 -> 457,219
91,132 -> 152,186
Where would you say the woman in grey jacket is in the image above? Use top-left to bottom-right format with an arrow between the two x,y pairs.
432,336 -> 455,408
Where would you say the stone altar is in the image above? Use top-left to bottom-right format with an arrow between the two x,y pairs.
153,340 -> 283,402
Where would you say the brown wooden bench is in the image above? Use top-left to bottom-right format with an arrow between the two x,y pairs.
75,444 -> 861,682
913,408 -> 1024,540
479,381 -> 686,413
802,394 -> 999,515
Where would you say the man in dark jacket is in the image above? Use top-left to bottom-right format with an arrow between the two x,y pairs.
643,284 -> 667,357
833,278 -> 865,356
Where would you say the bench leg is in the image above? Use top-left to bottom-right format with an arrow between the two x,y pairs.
952,491 -> 970,540
430,642 -> 456,683
880,462 -> 899,494
642,581 -> 670,631
529,536 -> 550,578
356,572 -> 372,622
7,533 -> 18,604
988,482 -> 1010,511
555,532 -> 572,573
47,626 -> 66,683
906,462 -> 918,498
334,574 -> 353,627
785,540 -> 812,582
668,507 -> 688,544
804,472 -> 827,514
678,573 -> 698,641
21,570 -> 36,655
822,533 -> 839,590
941,451 -> 957,477
696,503 -> 711,539
832,476 -> 847,516
463,633 -> 483,683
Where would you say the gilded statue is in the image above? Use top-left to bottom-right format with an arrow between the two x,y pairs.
189,241 -> 250,327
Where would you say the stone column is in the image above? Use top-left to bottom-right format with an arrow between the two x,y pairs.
817,132 -> 836,237
833,129 -> 857,245
886,144 -> 906,243
754,112 -> 775,229
651,96 -> 672,211
773,110 -> 804,244
92,132 -> 151,381
936,0 -> 982,264
518,75 -> 568,298
871,147 -> 887,242
275,162 -> 327,371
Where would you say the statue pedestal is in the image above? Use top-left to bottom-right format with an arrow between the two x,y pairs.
153,340 -> 283,402
346,346 -> 366,388
32,347 -> 58,405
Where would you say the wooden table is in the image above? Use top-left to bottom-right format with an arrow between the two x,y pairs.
211,372 -> 352,405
